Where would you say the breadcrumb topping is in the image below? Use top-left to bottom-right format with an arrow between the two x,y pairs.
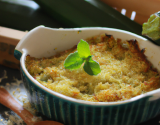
26,34 -> 160,102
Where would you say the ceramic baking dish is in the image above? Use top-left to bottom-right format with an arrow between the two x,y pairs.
14,26 -> 160,125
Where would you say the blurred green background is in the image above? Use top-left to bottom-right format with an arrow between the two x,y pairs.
0,0 -> 142,35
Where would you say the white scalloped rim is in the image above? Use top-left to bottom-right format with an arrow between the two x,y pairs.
18,26 -> 160,105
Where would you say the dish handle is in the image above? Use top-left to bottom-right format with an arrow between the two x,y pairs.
14,25 -> 45,60
148,91 -> 160,101
14,49 -> 22,60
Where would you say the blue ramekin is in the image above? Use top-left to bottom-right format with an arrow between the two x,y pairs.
14,26 -> 160,125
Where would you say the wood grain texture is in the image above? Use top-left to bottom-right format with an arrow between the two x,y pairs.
0,26 -> 27,69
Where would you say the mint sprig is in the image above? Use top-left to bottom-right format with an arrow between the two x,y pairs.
64,39 -> 101,75
63,51 -> 84,70
77,39 -> 90,58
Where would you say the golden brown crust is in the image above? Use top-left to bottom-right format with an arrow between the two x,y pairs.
25,34 -> 160,102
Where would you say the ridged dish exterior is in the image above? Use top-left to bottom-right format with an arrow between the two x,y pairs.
21,67 -> 160,125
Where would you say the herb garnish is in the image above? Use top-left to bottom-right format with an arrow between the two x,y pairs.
64,39 -> 101,75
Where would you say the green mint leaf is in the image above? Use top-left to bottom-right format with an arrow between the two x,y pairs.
77,39 -> 91,58
64,51 -> 84,70
64,39 -> 101,76
83,57 -> 101,75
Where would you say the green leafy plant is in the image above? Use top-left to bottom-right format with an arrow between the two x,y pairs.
64,39 -> 101,75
